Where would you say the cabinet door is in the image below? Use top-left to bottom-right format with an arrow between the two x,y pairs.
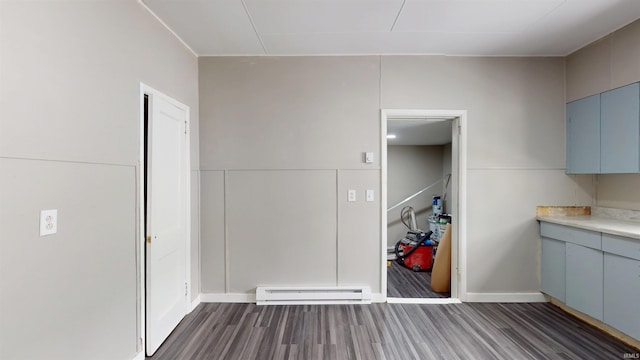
567,94 -> 601,174
541,237 -> 566,301
566,243 -> 603,320
604,253 -> 640,340
601,83 -> 640,173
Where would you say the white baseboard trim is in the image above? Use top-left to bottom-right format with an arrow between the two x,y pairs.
201,292 -> 500,304
191,294 -> 201,311
200,293 -> 256,303
387,297 -> 462,304
201,292 -> 388,304
132,351 -> 145,360
465,292 -> 548,303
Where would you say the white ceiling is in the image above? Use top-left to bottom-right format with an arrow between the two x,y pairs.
387,119 -> 453,146
142,0 -> 640,56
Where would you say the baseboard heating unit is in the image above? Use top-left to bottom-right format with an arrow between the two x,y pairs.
256,286 -> 372,305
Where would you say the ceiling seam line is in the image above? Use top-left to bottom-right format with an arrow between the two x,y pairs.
137,0 -> 198,57
390,0 -> 407,32
518,0 -> 567,36
241,0 -> 268,54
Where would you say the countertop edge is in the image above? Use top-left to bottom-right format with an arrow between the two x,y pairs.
537,216 -> 640,241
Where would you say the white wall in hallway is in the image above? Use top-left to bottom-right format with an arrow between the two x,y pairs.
442,143 -> 453,214
387,145 -> 444,247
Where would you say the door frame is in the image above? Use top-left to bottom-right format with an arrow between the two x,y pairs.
138,83 -> 192,354
381,109 -> 468,303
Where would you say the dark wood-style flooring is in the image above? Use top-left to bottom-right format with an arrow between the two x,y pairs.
147,302 -> 638,360
386,261 -> 449,298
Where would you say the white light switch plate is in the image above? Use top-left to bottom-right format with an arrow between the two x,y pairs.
40,209 -> 58,236
348,189 -> 357,202
366,189 -> 374,202
365,152 -> 374,164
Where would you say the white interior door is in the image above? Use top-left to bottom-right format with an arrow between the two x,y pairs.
146,93 -> 189,356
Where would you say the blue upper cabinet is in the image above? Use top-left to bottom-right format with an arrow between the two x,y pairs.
601,83 -> 640,173
567,94 -> 601,174
566,82 -> 640,174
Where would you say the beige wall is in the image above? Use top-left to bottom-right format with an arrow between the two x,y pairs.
566,19 -> 640,210
199,55 -> 592,297
199,57 -> 380,170
199,56 -> 380,294
0,2 -> 198,360
596,175 -> 640,210
387,145 -> 444,247
566,19 -> 640,102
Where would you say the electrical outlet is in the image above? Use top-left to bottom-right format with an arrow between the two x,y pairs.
40,209 -> 58,236
348,189 -> 357,202
366,189 -> 374,202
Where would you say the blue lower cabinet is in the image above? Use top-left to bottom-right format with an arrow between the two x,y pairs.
540,221 -> 640,339
541,237 -> 566,301
604,253 -> 640,340
566,243 -> 603,321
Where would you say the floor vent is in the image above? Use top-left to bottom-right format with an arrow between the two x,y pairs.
256,286 -> 372,305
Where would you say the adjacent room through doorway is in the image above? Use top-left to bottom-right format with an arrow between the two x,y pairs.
386,119 -> 452,299
381,109 -> 466,304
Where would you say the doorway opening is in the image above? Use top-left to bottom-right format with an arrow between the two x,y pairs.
139,84 -> 192,356
381,110 -> 467,304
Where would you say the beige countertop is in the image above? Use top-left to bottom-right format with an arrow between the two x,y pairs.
537,215 -> 640,240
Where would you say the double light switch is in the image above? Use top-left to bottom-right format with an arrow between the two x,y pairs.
348,189 -> 374,202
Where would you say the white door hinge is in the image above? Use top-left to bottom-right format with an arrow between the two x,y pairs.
185,282 -> 188,296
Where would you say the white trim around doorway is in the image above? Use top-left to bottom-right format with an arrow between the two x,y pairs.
380,109 -> 468,303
